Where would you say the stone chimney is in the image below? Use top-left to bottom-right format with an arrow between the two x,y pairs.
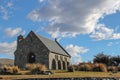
17,35 -> 24,44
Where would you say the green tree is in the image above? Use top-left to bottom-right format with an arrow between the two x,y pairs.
93,52 -> 110,66
110,55 -> 120,66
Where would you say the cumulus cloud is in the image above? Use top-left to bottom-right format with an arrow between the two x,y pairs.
7,2 -> 13,8
0,6 -> 9,20
39,0 -> 45,3
4,27 -> 23,37
0,41 -> 17,54
90,24 -> 120,40
107,42 -> 119,46
65,44 -> 89,64
0,1 -> 14,20
28,0 -> 120,39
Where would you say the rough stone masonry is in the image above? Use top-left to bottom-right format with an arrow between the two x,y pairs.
14,31 -> 71,70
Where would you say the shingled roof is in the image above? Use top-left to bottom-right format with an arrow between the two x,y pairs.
31,31 -> 70,57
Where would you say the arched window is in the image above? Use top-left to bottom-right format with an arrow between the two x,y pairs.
65,57 -> 67,61
55,55 -> 58,60
28,52 -> 36,63
63,61 -> 66,70
60,56 -> 63,61
58,60 -> 61,69
52,59 -> 56,70
67,62 -> 70,66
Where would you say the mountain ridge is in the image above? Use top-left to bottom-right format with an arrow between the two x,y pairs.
0,58 -> 14,66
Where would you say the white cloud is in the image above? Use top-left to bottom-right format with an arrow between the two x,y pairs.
0,41 -> 17,54
107,42 -> 113,46
0,6 -> 9,20
4,27 -> 22,37
65,44 -> 89,64
48,28 -> 60,38
7,2 -> 13,8
107,42 -> 119,46
0,1 -> 14,20
28,0 -> 120,40
39,0 -> 44,3
28,10 -> 41,22
90,24 -> 120,40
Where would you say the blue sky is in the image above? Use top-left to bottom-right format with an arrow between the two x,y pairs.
0,0 -> 120,64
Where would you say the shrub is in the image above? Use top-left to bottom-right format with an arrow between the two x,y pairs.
84,64 -> 94,71
117,66 -> 120,71
78,63 -> 94,71
0,65 -> 20,74
68,65 -> 74,72
72,65 -> 79,71
78,63 -> 107,72
73,63 -> 107,72
108,66 -> 118,72
93,63 -> 107,72
26,64 -> 37,70
12,66 -> 19,74
78,64 -> 86,71
26,64 -> 47,74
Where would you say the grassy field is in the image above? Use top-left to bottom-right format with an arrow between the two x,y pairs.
0,71 -> 120,79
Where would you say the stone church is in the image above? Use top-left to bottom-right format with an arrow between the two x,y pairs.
14,31 -> 71,70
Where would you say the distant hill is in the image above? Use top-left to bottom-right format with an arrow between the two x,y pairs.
0,58 -> 14,67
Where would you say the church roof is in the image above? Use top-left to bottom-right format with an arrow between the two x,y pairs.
32,31 -> 70,57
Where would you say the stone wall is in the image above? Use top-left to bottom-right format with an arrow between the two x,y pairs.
14,31 -> 71,70
14,32 -> 49,69
49,52 -> 70,70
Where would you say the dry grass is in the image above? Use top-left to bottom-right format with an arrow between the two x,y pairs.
25,63 -> 47,74
0,59 -> 14,67
94,63 -> 107,72
78,63 -> 107,72
0,71 -> 120,79
78,63 -> 94,71
0,65 -> 20,74
117,66 -> 120,71
108,66 -> 118,72
26,64 -> 46,71
52,70 -> 67,73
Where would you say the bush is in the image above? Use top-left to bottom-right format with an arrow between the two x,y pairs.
108,66 -> 118,72
68,65 -> 74,72
12,66 -> 19,74
117,66 -> 120,71
78,64 -> 86,71
78,63 -> 94,71
93,63 -> 107,72
72,65 -> 79,71
78,63 -> 107,72
0,65 -> 20,75
26,64 -> 37,70
26,64 -> 47,74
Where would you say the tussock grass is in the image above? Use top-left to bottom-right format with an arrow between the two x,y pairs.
117,66 -> 120,71
25,63 -> 47,74
93,63 -> 107,72
0,65 -> 20,74
78,63 -> 107,72
108,66 -> 118,72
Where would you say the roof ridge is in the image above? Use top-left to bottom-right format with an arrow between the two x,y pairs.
36,34 -> 54,42
30,31 -> 70,57
55,40 -> 71,57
